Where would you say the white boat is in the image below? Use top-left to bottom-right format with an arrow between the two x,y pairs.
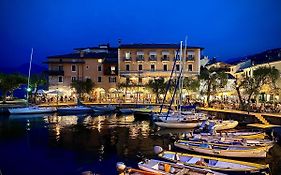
211,120 -> 238,130
8,106 -> 56,115
154,146 -> 270,174
153,112 -> 208,123
57,106 -> 92,115
195,130 -> 267,139
154,121 -> 202,129
91,105 -> 116,113
187,134 -> 274,147
138,159 -> 226,175
174,140 -> 271,158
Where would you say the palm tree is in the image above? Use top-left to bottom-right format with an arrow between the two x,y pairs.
199,67 -> 227,107
146,77 -> 166,103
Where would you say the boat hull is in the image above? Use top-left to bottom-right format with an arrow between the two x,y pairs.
174,140 -> 270,158
155,121 -> 201,129
8,107 -> 56,115
155,148 -> 269,174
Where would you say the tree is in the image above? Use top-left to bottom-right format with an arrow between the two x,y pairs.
0,73 -> 26,103
183,77 -> 200,93
71,78 -> 94,102
30,73 -> 47,101
146,77 -> 166,103
235,66 -> 280,110
199,67 -> 227,107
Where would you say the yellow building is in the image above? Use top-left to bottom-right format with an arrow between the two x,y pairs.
44,44 -> 118,102
118,44 -> 203,102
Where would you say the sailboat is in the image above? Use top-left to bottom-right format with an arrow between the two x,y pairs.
8,48 -> 56,115
153,40 -> 210,128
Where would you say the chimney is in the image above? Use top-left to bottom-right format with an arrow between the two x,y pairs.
80,51 -> 84,57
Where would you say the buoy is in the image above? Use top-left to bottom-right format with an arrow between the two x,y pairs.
154,146 -> 163,154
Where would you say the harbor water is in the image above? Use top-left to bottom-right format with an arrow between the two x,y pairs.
0,113 -> 281,175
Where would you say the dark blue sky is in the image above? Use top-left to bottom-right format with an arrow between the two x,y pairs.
0,0 -> 281,67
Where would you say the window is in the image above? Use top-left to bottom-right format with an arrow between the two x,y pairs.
163,64 -> 168,71
176,64 -> 180,71
138,64 -> 143,71
85,76 -> 91,80
98,65 -> 102,71
111,66 -> 116,74
71,76 -> 77,82
109,77 -> 116,83
98,77 -> 102,82
137,51 -> 144,60
126,64 -> 130,71
151,64 -> 155,71
188,64 -> 193,71
125,52 -> 131,59
138,77 -> 142,84
58,76 -> 63,83
71,65 -> 76,72
58,65 -> 63,71
126,77 -> 130,84
86,65 -> 89,70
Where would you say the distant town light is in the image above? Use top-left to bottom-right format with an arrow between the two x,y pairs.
27,87 -> 32,92
98,59 -> 103,63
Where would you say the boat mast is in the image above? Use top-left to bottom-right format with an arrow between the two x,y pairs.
26,48 -> 33,104
178,41 -> 183,113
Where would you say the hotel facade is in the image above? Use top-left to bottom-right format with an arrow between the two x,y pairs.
45,43 -> 203,103
45,44 -> 118,101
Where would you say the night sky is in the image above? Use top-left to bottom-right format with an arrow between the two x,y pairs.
0,0 -> 281,67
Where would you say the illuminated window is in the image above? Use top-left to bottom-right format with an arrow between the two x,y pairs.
71,65 -> 76,72
71,77 -> 76,82
125,52 -> 131,59
58,76 -> 63,83
98,59 -> 103,63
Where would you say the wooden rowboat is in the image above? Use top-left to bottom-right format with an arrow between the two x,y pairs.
154,146 -> 269,174
138,159 -> 226,175
117,162 -> 160,175
174,140 -> 271,158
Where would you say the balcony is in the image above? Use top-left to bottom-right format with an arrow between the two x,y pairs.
123,57 -> 132,61
187,55 -> 195,61
148,56 -> 157,61
136,57 -> 144,61
161,56 -> 170,61
46,70 -> 64,76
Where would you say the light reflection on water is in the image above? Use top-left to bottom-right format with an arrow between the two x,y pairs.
3,113 -> 281,175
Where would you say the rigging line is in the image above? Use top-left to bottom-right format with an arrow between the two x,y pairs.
166,64 -> 184,120
160,47 -> 180,113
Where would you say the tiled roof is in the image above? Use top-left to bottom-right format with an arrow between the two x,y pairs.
119,44 -> 204,50
47,52 -> 117,59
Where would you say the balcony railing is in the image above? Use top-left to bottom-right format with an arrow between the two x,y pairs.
46,70 -> 64,76
161,56 -> 170,61
187,56 -> 195,61
123,57 -> 132,61
148,57 -> 157,61
136,57 -> 144,61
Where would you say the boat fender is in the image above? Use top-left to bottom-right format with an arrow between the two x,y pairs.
116,162 -> 126,172
154,146 -> 163,154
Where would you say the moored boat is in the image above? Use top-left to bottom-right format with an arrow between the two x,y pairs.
154,146 -> 270,174
187,134 -> 274,147
57,106 -> 92,115
174,140 -> 271,158
154,121 -> 202,129
116,162 -> 159,175
8,106 -> 56,115
118,108 -> 135,114
138,159 -> 226,175
91,105 -> 116,113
